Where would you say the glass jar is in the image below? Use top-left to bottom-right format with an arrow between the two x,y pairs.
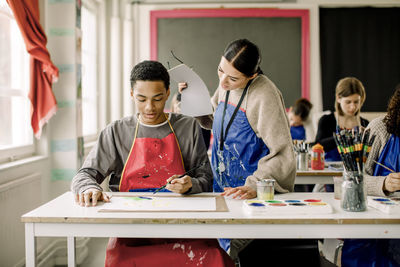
341,171 -> 366,212
257,179 -> 275,200
297,152 -> 309,171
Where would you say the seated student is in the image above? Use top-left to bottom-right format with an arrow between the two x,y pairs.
171,92 -> 212,150
71,60 -> 234,267
341,84 -> 400,267
315,77 -> 369,162
289,98 -> 314,192
288,98 -> 313,141
315,77 -> 369,192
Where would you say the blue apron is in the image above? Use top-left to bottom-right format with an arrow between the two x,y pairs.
342,134 -> 400,267
212,91 -> 270,252
211,101 -> 270,192
290,125 -> 306,140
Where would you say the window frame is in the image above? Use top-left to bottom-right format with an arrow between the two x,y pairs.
0,2 -> 35,164
81,0 -> 102,145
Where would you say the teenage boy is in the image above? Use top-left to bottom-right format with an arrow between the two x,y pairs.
71,60 -> 233,267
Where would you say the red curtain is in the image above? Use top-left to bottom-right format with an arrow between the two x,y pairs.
6,0 -> 58,139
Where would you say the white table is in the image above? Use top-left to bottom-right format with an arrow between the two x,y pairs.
22,192 -> 400,267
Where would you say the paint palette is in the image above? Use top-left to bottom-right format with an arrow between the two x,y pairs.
367,196 -> 400,214
243,199 -> 333,215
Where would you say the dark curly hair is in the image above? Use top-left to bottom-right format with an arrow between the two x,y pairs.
383,84 -> 400,136
130,60 -> 170,90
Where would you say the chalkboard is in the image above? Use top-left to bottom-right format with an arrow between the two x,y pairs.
150,9 -> 310,108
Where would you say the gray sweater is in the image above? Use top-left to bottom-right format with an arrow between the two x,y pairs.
71,113 -> 212,194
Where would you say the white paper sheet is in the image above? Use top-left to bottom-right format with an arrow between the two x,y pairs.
98,196 -> 216,212
168,64 -> 213,117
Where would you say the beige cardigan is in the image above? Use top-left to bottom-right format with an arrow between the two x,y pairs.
199,74 -> 296,193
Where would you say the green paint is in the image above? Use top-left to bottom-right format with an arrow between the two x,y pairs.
124,197 -> 153,201
265,200 -> 282,203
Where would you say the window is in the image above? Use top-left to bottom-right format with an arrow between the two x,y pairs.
81,2 -> 98,139
0,0 -> 33,163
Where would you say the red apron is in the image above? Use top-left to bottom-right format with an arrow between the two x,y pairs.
119,117 -> 185,192
106,116 -> 234,267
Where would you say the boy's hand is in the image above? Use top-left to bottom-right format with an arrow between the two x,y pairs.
166,174 -> 193,194
221,186 -> 257,199
75,188 -> 111,207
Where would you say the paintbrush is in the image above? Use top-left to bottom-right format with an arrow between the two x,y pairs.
373,160 -> 395,173
153,162 -> 206,194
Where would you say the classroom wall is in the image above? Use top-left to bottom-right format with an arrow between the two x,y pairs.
132,0 -> 400,115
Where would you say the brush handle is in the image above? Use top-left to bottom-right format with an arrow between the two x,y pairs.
153,162 -> 206,194
373,160 -> 395,173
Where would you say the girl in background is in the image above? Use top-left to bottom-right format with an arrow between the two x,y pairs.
315,77 -> 369,162
314,77 -> 368,192
288,98 -> 313,140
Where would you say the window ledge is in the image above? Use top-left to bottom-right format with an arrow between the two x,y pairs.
0,155 -> 48,172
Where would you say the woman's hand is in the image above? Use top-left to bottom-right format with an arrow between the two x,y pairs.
221,186 -> 257,199
178,82 -> 188,93
75,188 -> 111,207
383,172 -> 400,193
166,175 -> 193,194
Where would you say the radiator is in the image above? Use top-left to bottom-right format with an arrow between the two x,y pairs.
0,173 -> 42,267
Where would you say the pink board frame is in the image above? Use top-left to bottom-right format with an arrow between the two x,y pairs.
150,8 -> 310,99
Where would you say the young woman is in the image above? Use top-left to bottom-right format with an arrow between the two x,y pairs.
315,77 -> 369,162
180,39 -> 295,198
179,39 -> 297,263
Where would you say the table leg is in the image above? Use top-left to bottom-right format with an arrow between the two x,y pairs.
25,223 -> 36,267
67,236 -> 76,267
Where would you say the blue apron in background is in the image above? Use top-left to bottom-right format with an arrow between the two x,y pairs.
324,148 -> 341,162
212,99 -> 270,252
290,125 -> 305,140
342,134 -> 400,267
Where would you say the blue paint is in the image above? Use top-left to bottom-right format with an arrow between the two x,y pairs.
250,202 -> 265,207
373,198 -> 390,202
138,196 -> 153,200
285,200 -> 301,203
